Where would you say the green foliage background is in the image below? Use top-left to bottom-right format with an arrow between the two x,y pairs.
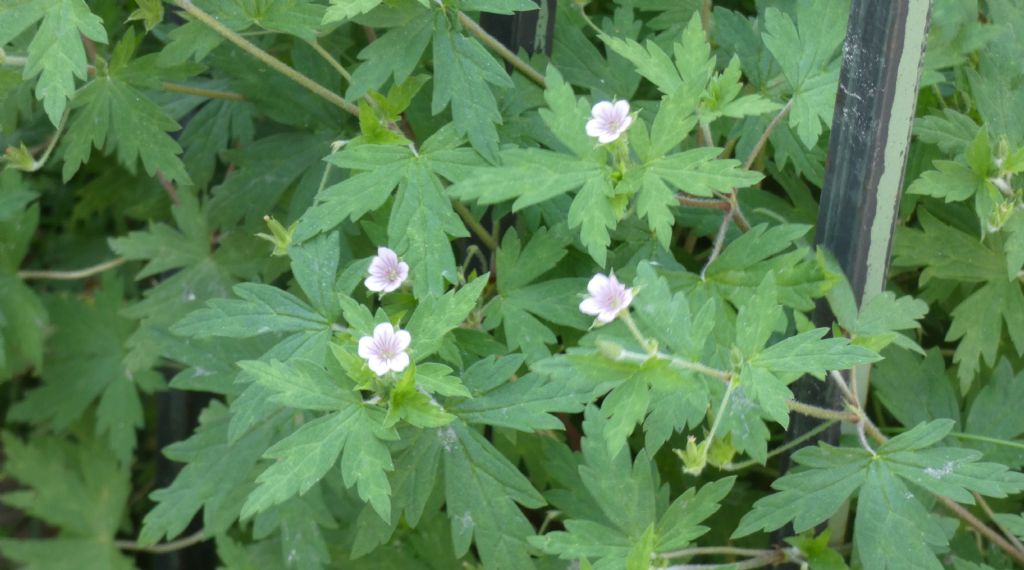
0,0 -> 1023,569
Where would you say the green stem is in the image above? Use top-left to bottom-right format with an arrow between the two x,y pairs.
701,379 -> 738,466
786,399 -> 858,423
456,11 -> 546,88
614,348 -> 732,382
115,530 -> 206,554
308,39 -> 353,82
667,551 -> 785,570
722,420 -> 837,471
619,311 -> 656,355
18,257 -> 127,281
743,97 -> 793,170
453,201 -> 498,251
173,0 -> 359,116
159,81 -> 246,101
660,546 -> 775,561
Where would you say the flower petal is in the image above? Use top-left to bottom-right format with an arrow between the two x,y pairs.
365,275 -> 389,292
377,246 -> 398,264
612,100 -> 630,119
586,118 -> 605,138
580,297 -> 603,316
598,131 -> 620,144
587,273 -> 610,297
373,322 -> 395,341
388,352 -> 410,373
591,100 -> 614,119
357,336 -> 376,359
368,356 -> 391,376
396,262 -> 410,281
381,279 -> 401,293
393,329 -> 412,352
618,114 -> 634,134
597,309 -> 619,323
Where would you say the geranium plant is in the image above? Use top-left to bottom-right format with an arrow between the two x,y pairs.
1,1 -> 1024,569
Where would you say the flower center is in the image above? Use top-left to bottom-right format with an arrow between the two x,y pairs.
602,289 -> 622,310
387,268 -> 399,282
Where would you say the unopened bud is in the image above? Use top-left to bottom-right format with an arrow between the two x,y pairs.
675,436 -> 708,476
255,215 -> 297,257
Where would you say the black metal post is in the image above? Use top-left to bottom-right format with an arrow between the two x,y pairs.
776,0 -> 931,553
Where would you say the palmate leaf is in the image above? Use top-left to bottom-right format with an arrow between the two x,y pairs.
241,402 -> 397,522
61,67 -> 190,184
432,14 -> 514,163
296,136 -> 470,297
735,419 -> 1024,560
0,435 -> 133,570
530,408 -> 734,569
0,0 -> 108,125
442,420 -> 545,569
8,275 -> 154,464
139,401 -> 278,544
453,357 -> 592,432
893,210 -> 1024,390
761,0 -> 848,148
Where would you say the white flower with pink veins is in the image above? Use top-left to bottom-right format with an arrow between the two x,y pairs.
365,246 -> 409,294
358,323 -> 412,376
585,100 -> 633,144
579,273 -> 634,324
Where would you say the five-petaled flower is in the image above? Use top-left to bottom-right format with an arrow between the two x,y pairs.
586,100 -> 633,144
365,246 -> 409,294
579,273 -> 634,324
358,322 -> 412,376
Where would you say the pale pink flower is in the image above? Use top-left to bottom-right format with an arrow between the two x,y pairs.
586,100 -> 633,144
579,273 -> 634,324
365,246 -> 409,294
358,323 -> 412,376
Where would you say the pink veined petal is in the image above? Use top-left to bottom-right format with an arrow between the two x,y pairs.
392,329 -> 412,352
380,278 -> 401,293
373,322 -> 395,342
357,336 -> 377,359
591,100 -> 614,119
365,275 -> 390,292
618,115 -> 634,134
621,288 -> 635,308
612,100 -> 630,119
377,246 -> 399,265
586,119 -> 606,138
388,352 -> 410,373
587,273 -> 611,297
580,297 -> 603,316
596,309 -> 619,323
367,356 -> 391,376
396,262 -> 410,281
598,131 -> 620,144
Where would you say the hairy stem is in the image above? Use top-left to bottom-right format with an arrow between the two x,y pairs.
173,0 -> 359,116
18,257 -> 127,281
453,201 -> 498,251
677,195 -> 731,210
614,348 -> 733,382
666,550 -> 786,570
456,11 -> 546,88
974,492 -> 1024,553
723,420 -> 837,471
743,97 -> 794,170
115,530 -> 206,554
308,39 -> 353,82
660,546 -> 775,560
